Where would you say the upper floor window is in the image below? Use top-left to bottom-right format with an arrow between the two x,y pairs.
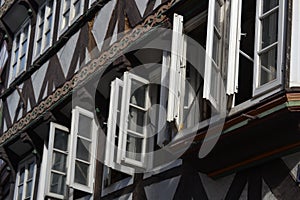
227,0 -> 286,106
13,157 -> 37,200
59,0 -> 84,34
34,0 -> 56,58
9,19 -> 31,83
39,107 -> 97,199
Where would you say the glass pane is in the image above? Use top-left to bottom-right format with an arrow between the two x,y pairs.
126,135 -> 143,161
212,31 -> 220,64
25,180 -> 32,198
76,138 -> 91,162
12,63 -> 17,79
21,40 -> 27,55
52,151 -> 67,172
263,0 -> 279,13
62,10 -> 70,29
260,47 -> 277,86
78,114 -> 92,139
214,0 -> 221,30
128,106 -> 146,134
65,0 -> 71,10
38,23 -> 44,39
50,173 -> 66,195
261,11 -> 278,49
47,15 -> 53,31
54,129 -> 68,151
75,161 -> 89,185
45,31 -> 51,47
210,64 -> 219,101
19,168 -> 25,184
18,185 -> 23,200
36,40 -> 42,55
74,0 -> 81,18
40,7 -> 45,21
130,80 -> 147,108
27,162 -> 34,180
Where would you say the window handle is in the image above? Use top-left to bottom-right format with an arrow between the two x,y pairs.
241,32 -> 247,37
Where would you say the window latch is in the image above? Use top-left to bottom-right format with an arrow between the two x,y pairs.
241,32 -> 247,37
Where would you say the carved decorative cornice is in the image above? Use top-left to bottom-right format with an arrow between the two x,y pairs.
0,0 -> 178,146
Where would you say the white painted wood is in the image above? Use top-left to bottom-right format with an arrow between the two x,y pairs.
290,0 -> 300,87
57,31 -> 80,78
144,176 -> 181,200
36,144 -> 49,199
168,13 -> 184,124
226,0 -> 241,95
68,106 -> 97,193
253,0 -> 286,96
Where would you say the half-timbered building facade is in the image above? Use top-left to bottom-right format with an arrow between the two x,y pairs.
0,0 -> 300,199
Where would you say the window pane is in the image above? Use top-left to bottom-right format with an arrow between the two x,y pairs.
38,23 -> 44,39
62,10 -> 70,30
73,0 -> 81,18
126,135 -> 143,161
25,180 -> 32,198
52,151 -> 67,172
54,129 -> 68,151
19,168 -> 25,184
45,31 -> 51,47
212,31 -> 220,64
263,0 -> 279,13
130,80 -> 147,108
128,106 -> 146,134
76,138 -> 91,162
36,40 -> 42,55
75,161 -> 89,185
78,114 -> 92,139
214,0 -> 221,30
260,47 -> 277,86
50,173 -> 66,195
65,0 -> 71,10
27,162 -> 34,180
210,64 -> 219,101
261,11 -> 278,49
18,185 -> 23,200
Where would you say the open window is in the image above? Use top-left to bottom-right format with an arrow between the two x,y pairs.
228,0 -> 286,106
106,72 -> 153,172
68,106 -> 97,193
13,157 -> 37,200
45,122 -> 70,199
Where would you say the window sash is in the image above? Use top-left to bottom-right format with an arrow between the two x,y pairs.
68,107 -> 97,193
59,0 -> 84,34
118,72 -> 150,169
253,0 -> 285,96
14,157 -> 36,200
46,122 -> 69,199
10,20 -> 30,83
167,13 -> 186,128
34,0 -> 55,58
203,0 -> 224,110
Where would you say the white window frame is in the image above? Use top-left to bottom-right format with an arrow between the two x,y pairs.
33,0 -> 56,60
45,122 -> 70,199
68,106 -> 97,193
253,0 -> 285,96
13,156 -> 37,200
203,0 -> 224,110
59,0 -> 84,35
167,13 -> 187,129
105,78 -> 135,175
9,19 -> 31,84
118,72 -> 151,169
0,40 -> 8,70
